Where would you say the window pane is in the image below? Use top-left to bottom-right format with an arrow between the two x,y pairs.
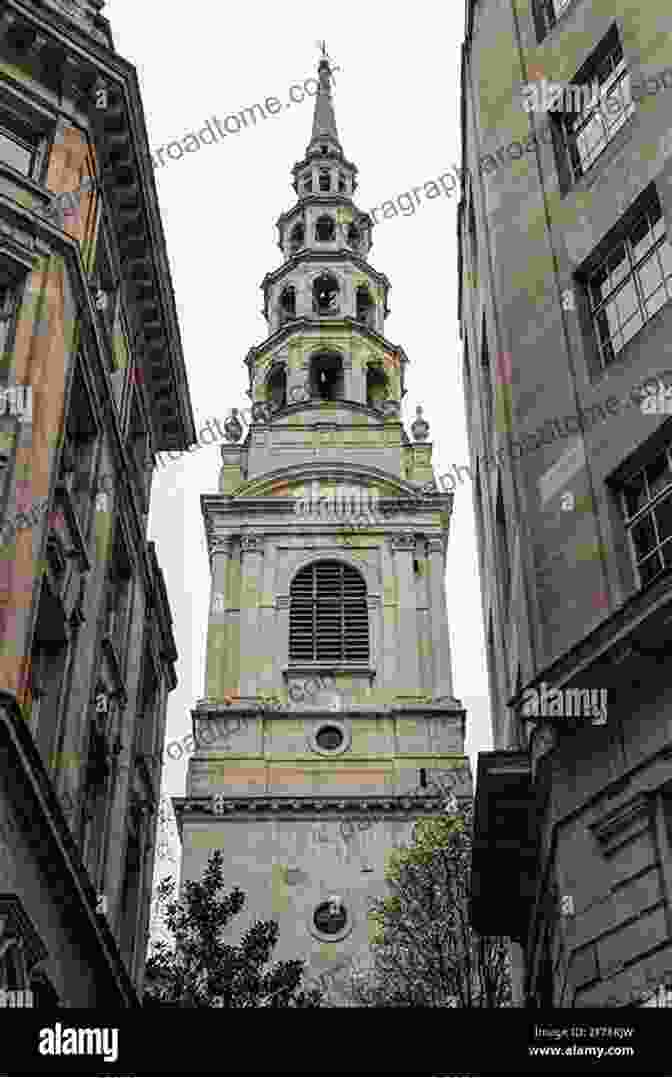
639,258 -> 664,305
613,280 -> 638,325
652,213 -> 666,244
590,263 -> 611,307
576,115 -> 607,171
645,286 -> 668,319
659,241 -> 672,282
632,514 -> 657,560
623,472 -> 647,518
631,212 -> 656,264
639,551 -> 663,587
646,454 -> 672,499
0,131 -> 32,174
654,495 -> 672,544
606,243 -> 629,289
620,309 -> 644,347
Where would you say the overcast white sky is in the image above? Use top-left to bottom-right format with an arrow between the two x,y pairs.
107,0 -> 492,876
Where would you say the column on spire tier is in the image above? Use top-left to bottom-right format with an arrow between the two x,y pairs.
350,341 -> 368,404
204,537 -> 237,700
379,540 -> 400,697
426,537 -> 454,699
388,533 -> 421,695
239,534 -> 265,697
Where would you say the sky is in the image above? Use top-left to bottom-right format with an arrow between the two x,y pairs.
106,0 -> 492,886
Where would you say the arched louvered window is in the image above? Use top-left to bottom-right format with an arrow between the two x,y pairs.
289,561 -> 369,663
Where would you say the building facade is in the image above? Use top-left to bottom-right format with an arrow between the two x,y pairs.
174,57 -> 471,1000
461,0 -> 672,1005
0,0 -> 195,1005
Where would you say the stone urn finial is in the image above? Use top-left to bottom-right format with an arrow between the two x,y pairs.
411,405 -> 429,442
223,408 -> 243,443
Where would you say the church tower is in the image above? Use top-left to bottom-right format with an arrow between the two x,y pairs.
174,54 -> 471,997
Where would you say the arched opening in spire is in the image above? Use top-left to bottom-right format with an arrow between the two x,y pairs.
347,223 -> 361,251
309,352 -> 344,401
319,169 -> 331,193
338,172 -> 347,193
315,215 -> 335,243
366,364 -> 388,409
356,285 -> 374,327
289,222 -> 304,255
312,273 -> 339,315
279,285 -> 296,325
267,363 -> 287,410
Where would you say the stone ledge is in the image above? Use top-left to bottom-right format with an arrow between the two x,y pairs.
174,793 -> 462,817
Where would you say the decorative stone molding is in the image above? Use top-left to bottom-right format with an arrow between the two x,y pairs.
240,534 -> 265,554
308,897 -> 353,943
184,794 -> 447,818
308,719 -> 351,756
426,537 -> 445,555
589,793 -> 652,856
388,532 -> 415,551
211,537 -> 235,557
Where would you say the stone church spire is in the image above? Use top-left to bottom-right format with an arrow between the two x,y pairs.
308,53 -> 342,154
176,51 -> 471,1005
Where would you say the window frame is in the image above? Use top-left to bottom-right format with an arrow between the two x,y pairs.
308,719 -> 351,756
582,192 -> 672,370
533,0 -> 574,41
0,104 -> 46,180
289,560 -> 370,666
127,387 -> 151,511
62,362 -> 100,534
620,444 -> 672,590
104,528 -> 134,670
557,34 -> 634,186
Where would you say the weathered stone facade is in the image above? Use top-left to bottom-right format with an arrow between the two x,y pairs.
0,0 -> 195,1004
461,0 -> 672,1006
175,57 -> 471,999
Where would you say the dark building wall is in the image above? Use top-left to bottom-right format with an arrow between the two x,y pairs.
461,0 -> 672,1006
0,0 -> 195,1004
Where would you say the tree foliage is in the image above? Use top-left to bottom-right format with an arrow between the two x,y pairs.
143,851 -> 323,1008
343,804 -> 512,1007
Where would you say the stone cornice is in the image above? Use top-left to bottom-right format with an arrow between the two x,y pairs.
261,243 -> 387,289
244,317 -> 407,371
3,1 -> 196,452
174,794 -> 460,820
209,462 -> 428,500
190,699 -> 466,719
